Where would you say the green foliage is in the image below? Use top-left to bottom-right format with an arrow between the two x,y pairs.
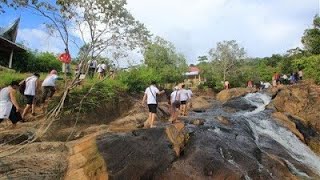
0,71 -> 25,87
65,78 -> 128,113
144,36 -> 188,84
117,66 -> 160,92
12,51 -> 61,73
293,55 -> 320,83
301,15 -> 320,54
209,40 -> 246,82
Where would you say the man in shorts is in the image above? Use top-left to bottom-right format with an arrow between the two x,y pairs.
142,81 -> 165,128
170,86 -> 180,123
179,84 -> 190,116
22,73 -> 40,118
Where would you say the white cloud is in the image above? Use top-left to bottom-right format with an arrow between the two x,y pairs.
127,0 -> 319,63
18,25 -> 64,54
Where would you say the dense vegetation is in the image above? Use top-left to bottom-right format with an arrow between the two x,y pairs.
197,15 -> 320,89
0,51 -> 61,73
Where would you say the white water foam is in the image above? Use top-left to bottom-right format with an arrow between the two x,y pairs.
243,93 -> 271,115
241,93 -> 320,175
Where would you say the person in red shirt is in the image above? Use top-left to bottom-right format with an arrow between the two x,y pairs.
59,49 -> 71,74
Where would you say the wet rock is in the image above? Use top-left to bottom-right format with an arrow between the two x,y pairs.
192,108 -> 206,113
270,82 -> 320,154
190,119 -> 205,126
223,97 -> 257,112
217,116 -> 232,126
216,88 -> 257,103
272,112 -> 305,142
94,123 -> 187,179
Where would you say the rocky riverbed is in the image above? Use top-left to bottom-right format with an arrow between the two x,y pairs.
1,82 -> 320,179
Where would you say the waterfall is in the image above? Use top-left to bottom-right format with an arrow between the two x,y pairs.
241,93 -> 320,175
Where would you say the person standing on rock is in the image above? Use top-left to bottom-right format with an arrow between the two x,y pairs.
179,84 -> 190,116
0,81 -> 23,128
142,81 -> 165,128
170,86 -> 181,123
186,87 -> 193,114
298,69 -> 303,80
224,80 -> 230,90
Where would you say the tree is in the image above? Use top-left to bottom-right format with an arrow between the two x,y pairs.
208,40 -> 246,82
197,56 -> 208,62
73,0 -> 150,65
144,36 -> 187,83
301,15 -> 320,54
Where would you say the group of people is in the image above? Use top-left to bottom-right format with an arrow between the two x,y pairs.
245,70 -> 304,90
272,70 -> 303,86
142,82 -> 193,128
75,60 -> 115,80
0,70 -> 59,128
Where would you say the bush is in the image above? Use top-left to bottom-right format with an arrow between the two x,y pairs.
117,66 -> 161,92
12,51 -> 61,73
294,55 -> 320,83
0,71 -> 25,87
58,78 -> 128,114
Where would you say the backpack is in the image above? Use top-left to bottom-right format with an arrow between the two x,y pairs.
19,80 -> 26,95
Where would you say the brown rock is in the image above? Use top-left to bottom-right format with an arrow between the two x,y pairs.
308,137 -> 320,155
191,96 -> 213,110
190,119 -> 205,126
216,88 -> 257,103
217,116 -> 232,126
65,135 -> 108,180
165,122 -> 188,156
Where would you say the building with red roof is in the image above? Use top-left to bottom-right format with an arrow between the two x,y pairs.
184,64 -> 203,87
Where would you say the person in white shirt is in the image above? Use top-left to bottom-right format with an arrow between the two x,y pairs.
0,81 -> 23,128
298,70 -> 303,80
97,62 -> 107,80
179,84 -> 190,116
170,86 -> 180,123
41,70 -> 59,104
186,87 -> 193,113
21,73 -> 40,118
142,81 -> 165,128
88,59 -> 97,78
224,81 -> 230,90
263,82 -> 271,89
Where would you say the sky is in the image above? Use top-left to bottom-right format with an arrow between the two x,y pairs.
0,0 -> 319,65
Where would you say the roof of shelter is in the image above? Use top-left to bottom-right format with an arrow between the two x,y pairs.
188,66 -> 200,72
0,18 -> 26,52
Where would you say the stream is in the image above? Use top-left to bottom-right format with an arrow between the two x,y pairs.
184,92 -> 320,179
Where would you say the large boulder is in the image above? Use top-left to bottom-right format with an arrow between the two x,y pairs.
223,97 -> 257,112
216,88 -> 257,103
270,82 -> 320,154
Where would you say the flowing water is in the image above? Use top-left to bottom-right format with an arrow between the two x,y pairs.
185,92 -> 320,178
242,93 -> 320,175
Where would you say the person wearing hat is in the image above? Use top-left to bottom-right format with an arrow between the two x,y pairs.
22,72 -> 40,118
0,80 -> 23,128
41,70 -> 59,104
